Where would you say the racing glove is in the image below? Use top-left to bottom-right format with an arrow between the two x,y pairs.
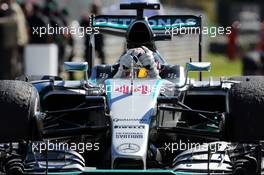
114,48 -> 144,78
138,46 -> 160,79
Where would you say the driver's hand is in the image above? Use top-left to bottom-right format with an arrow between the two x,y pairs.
127,47 -> 145,57
114,48 -> 143,78
114,47 -> 160,78
119,48 -> 145,70
138,46 -> 160,78
120,48 -> 145,69
119,53 -> 133,70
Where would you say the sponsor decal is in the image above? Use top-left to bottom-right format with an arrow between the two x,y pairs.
112,118 -> 149,123
94,17 -> 197,28
94,18 -> 134,27
114,125 -> 145,129
116,132 -> 143,139
114,85 -> 151,94
115,85 -> 130,94
148,18 -> 197,27
116,143 -> 140,153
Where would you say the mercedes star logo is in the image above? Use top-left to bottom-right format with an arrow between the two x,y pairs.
116,143 -> 140,153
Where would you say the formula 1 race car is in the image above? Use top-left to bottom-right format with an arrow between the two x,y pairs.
0,2 -> 264,175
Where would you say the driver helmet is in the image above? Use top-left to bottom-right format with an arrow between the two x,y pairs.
126,20 -> 156,52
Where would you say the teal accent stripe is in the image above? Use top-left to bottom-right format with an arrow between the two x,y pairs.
94,23 -> 128,29
93,22 -> 197,30
89,79 -> 97,84
152,79 -> 163,99
47,170 -> 205,175
151,23 -> 197,30
105,79 -> 112,108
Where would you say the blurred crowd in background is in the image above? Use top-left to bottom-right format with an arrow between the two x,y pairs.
0,0 -> 264,80
0,0 -> 105,79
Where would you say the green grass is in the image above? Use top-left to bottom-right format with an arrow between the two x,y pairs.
189,53 -> 242,79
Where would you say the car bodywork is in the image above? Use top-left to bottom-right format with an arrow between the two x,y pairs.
0,2 -> 263,175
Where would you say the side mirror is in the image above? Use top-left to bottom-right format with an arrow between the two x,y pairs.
64,62 -> 88,72
186,62 -> 211,72
64,62 -> 88,80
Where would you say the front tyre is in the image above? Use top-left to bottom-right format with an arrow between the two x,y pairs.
227,76 -> 264,141
0,80 -> 42,142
